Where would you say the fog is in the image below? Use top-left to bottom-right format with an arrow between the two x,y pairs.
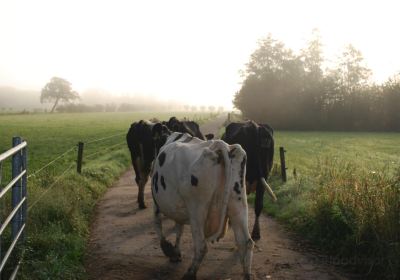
0,87 -> 193,112
1,0 -> 400,111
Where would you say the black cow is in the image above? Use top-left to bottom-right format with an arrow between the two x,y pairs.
126,120 -> 170,209
164,117 -> 208,140
222,120 -> 277,240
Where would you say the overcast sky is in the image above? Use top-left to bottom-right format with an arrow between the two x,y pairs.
1,0 -> 399,108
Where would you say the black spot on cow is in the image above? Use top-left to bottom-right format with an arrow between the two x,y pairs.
172,133 -> 184,142
153,172 -> 159,193
234,182 -> 241,194
161,175 -> 167,190
191,175 -> 198,186
205,133 -> 214,140
239,157 -> 246,188
158,152 -> 166,167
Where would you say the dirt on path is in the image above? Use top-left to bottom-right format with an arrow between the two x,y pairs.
85,115 -> 349,280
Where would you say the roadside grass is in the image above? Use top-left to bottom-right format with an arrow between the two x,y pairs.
18,149 -> 130,279
0,111 -> 215,280
252,131 -> 400,279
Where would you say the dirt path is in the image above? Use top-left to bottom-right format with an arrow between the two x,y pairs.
85,115 -> 349,280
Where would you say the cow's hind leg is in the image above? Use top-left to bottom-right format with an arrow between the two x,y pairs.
251,182 -> 264,240
169,223 -> 184,262
138,180 -> 147,209
133,158 -> 148,209
183,211 -> 208,280
230,208 -> 254,280
154,208 -> 182,262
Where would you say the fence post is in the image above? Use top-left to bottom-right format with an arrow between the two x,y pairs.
11,137 -> 22,239
279,146 -> 287,182
77,142 -> 84,174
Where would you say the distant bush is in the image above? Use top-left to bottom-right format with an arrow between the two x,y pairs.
56,103 -> 104,113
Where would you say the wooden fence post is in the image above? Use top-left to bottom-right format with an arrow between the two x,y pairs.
279,147 -> 287,182
77,142 -> 84,174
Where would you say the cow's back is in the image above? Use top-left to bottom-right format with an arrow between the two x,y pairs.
152,140 -> 224,225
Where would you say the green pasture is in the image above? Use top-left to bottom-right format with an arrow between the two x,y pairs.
0,112 -> 214,177
0,111 -> 214,279
260,131 -> 400,279
0,112 -> 398,279
274,131 -> 400,174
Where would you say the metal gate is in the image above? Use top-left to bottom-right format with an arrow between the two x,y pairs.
0,137 -> 27,279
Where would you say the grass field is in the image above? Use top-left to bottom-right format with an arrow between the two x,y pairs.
1,113 -> 399,279
275,131 -> 400,174
0,111 -> 215,279
0,112 -> 214,176
260,131 -> 400,279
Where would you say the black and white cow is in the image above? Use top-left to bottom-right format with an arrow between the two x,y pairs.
222,120 -> 277,240
164,117 -> 209,140
152,132 -> 254,280
126,120 -> 170,209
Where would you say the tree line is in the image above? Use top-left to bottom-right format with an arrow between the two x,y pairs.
38,77 -> 225,113
234,31 -> 400,131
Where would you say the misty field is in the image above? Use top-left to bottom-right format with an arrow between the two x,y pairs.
0,112 -> 213,175
275,131 -> 400,173
0,111 -> 214,279
1,112 -> 399,279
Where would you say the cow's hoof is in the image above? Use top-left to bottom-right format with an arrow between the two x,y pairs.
161,239 -> 180,260
138,202 -> 147,209
182,272 -> 196,280
169,252 -> 182,263
243,273 -> 252,280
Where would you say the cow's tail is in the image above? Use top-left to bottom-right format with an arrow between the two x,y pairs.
207,140 -> 235,243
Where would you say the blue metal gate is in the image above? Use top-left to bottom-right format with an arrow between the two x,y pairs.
0,136 -> 27,279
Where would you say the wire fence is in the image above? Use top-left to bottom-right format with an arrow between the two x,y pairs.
23,131 -> 127,211
27,146 -> 77,179
28,163 -> 75,212
0,130 -> 127,278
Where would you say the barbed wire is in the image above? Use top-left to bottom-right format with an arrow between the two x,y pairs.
28,163 -> 75,211
85,141 -> 126,160
85,132 -> 126,145
26,131 -> 127,179
27,146 -> 77,179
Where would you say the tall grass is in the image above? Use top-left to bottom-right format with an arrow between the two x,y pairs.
7,149 -> 129,279
263,158 -> 400,279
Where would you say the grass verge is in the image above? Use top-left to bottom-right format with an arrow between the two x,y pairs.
16,148 -> 130,279
257,159 -> 400,279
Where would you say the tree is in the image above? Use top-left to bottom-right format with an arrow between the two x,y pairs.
301,29 -> 324,82
382,73 -> 400,130
40,77 -> 79,113
234,34 -> 305,127
336,44 -> 372,93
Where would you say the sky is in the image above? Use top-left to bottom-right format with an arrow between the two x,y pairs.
1,0 -> 400,109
